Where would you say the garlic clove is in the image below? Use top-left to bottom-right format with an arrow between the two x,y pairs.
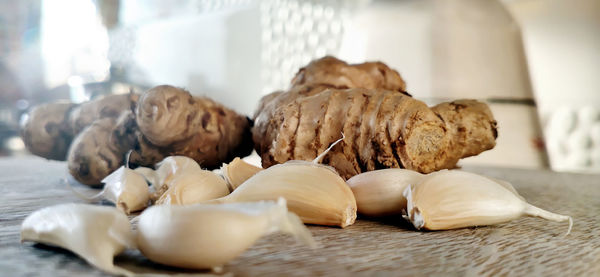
208,161 -> 357,228
133,166 -> 158,186
136,198 -> 316,269
403,170 -> 572,234
21,204 -> 134,276
221,157 -> 263,191
101,166 -> 150,214
347,168 -> 424,217
155,169 -> 230,205
155,156 -> 201,186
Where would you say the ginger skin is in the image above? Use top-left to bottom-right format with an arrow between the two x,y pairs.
291,56 -> 409,95
67,114 -> 137,186
253,57 -> 497,179
20,94 -> 138,161
68,94 -> 138,134
135,85 -> 253,169
27,85 -> 252,185
20,102 -> 77,160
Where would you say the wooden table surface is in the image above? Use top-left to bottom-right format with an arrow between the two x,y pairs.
1,156 -> 599,276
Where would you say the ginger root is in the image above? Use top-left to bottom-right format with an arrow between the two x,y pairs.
20,102 -> 77,160
20,94 -> 138,161
69,94 -> 138,134
134,85 -> 253,168
291,56 -> 408,94
253,57 -> 497,179
64,85 -> 252,185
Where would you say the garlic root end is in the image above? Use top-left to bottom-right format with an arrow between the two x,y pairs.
524,204 -> 573,236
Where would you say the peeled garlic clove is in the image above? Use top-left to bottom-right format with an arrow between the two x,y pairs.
102,166 -> 150,214
155,155 -> 201,186
21,204 -> 134,276
155,169 -> 230,205
404,170 -> 573,234
347,169 -> 424,217
208,161 -> 357,228
137,198 -> 316,269
221,157 -> 263,191
133,166 -> 158,186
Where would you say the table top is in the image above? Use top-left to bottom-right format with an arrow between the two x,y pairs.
1,156 -> 599,276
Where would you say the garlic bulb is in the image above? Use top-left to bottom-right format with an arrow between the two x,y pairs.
21,204 -> 134,276
221,157 -> 263,191
347,169 -> 424,217
136,199 -> 316,269
208,161 -> 357,228
403,170 -> 573,234
155,169 -> 230,205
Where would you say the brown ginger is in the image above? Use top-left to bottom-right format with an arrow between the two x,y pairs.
252,57 -> 497,179
20,94 -> 138,161
291,56 -> 408,94
134,85 -> 253,169
20,102 -> 78,160
27,85 -> 253,185
67,112 -> 139,185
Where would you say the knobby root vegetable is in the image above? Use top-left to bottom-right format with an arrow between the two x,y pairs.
67,111 -> 138,185
291,56 -> 408,94
20,94 -> 138,161
20,102 -> 77,160
253,86 -> 497,179
68,94 -> 139,134
135,85 -> 253,169
64,85 -> 253,185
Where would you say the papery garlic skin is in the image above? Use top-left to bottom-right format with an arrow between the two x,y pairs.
404,170 -> 572,233
209,161 -> 357,228
102,166 -> 150,214
155,170 -> 230,205
21,204 -> 134,276
347,169 -> 424,217
136,199 -> 315,269
221,157 -> 263,191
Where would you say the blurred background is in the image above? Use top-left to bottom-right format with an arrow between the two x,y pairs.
0,0 -> 598,173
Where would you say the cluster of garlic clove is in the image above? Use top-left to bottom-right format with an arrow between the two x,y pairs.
348,168 -> 572,234
207,160 -> 357,228
21,200 -> 315,274
205,135 -> 358,228
133,156 -> 230,205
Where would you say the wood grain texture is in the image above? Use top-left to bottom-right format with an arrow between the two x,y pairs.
1,156 -> 599,276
